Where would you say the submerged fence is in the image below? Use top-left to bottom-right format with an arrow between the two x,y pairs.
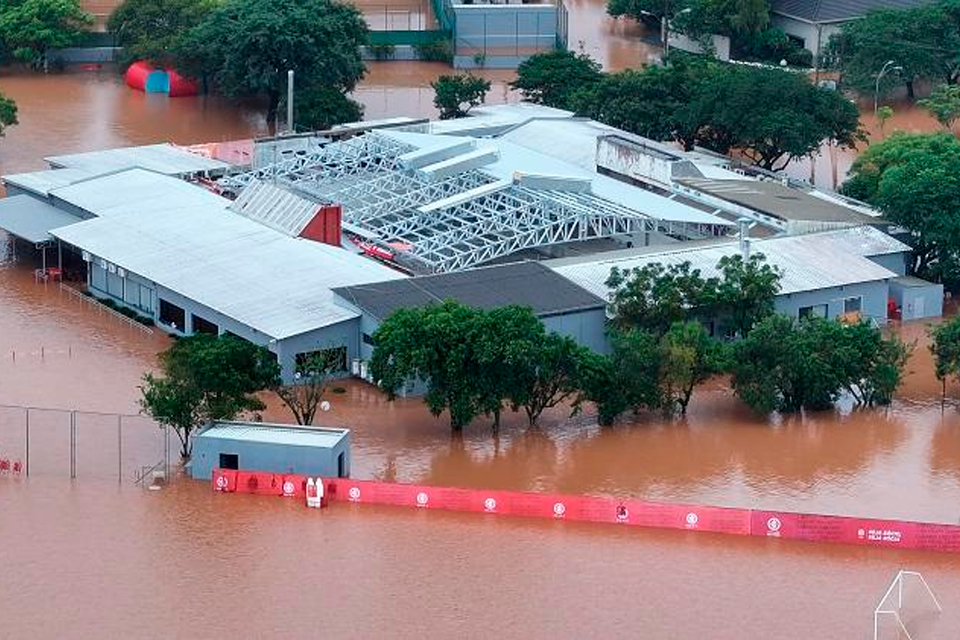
213,471 -> 960,555
0,404 -> 171,483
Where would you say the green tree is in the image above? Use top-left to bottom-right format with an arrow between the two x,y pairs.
0,92 -> 17,136
370,301 -> 487,432
582,329 -> 663,425
179,0 -> 367,123
607,261 -> 718,335
714,252 -> 781,336
659,321 -> 728,414
0,0 -> 92,66
930,314 -> 960,397
287,85 -> 363,131
140,334 -> 281,457
698,65 -> 864,170
732,315 -> 908,413
841,132 -> 960,280
606,0 -> 685,23
508,331 -> 592,427
107,0 -> 217,68
826,3 -> 960,99
918,83 -> 960,130
431,73 -> 491,120
273,350 -> 339,426
876,105 -> 894,138
510,49 -> 602,110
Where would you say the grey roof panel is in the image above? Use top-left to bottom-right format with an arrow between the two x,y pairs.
0,194 -> 83,243
334,260 -> 606,321
771,0 -> 935,23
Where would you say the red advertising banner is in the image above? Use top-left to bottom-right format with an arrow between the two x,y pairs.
213,471 -> 960,554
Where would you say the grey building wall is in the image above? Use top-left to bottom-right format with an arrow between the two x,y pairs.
774,280 -> 890,325
769,16 -> 842,63
867,251 -> 908,277
541,308 -> 609,354
890,280 -> 943,321
85,252 -> 359,383
190,431 -> 351,480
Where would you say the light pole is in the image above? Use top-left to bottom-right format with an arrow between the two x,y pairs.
874,60 -> 903,116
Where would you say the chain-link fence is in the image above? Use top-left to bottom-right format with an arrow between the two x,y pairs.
0,404 -> 171,483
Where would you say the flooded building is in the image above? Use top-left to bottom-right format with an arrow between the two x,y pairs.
549,225 -> 942,329
191,421 -> 351,480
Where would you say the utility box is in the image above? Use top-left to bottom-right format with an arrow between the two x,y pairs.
190,420 -> 351,480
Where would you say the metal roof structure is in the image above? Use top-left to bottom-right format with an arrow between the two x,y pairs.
50,171 -> 405,340
333,260 -> 605,321
0,194 -> 82,244
200,421 -> 349,448
2,167 -> 101,197
219,130 -> 732,274
674,177 -> 879,226
45,143 -> 230,176
771,0 -> 935,23
549,226 -> 909,301
228,179 -> 320,237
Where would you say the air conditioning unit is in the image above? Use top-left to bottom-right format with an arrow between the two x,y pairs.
98,258 -> 107,269
117,268 -> 126,278
81,251 -> 91,262
107,263 -> 117,274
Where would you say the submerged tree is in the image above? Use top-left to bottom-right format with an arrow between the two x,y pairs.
274,351 -> 339,426
0,93 -> 17,136
107,0 -> 217,68
510,49 -> 602,110
659,321 -> 728,415
918,84 -> 960,131
0,0 -> 92,67
930,315 -> 960,398
140,334 -> 280,457
431,73 -> 491,120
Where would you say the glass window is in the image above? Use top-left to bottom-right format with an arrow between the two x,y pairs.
844,296 -> 862,314
799,304 -> 828,320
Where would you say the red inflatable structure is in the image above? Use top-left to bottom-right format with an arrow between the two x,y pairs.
125,61 -> 198,97
211,470 -> 960,554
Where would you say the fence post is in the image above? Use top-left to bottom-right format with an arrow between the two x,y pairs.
117,414 -> 122,483
24,407 -> 30,477
70,410 -> 76,479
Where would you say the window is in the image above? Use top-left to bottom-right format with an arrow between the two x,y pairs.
159,298 -> 185,330
192,314 -> 219,335
296,346 -> 347,373
843,296 -> 862,314
219,453 -> 239,470
362,333 -> 375,346
799,304 -> 828,320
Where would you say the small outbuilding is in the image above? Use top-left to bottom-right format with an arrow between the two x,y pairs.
190,420 -> 351,480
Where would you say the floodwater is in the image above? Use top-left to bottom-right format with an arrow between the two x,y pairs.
2,19 -> 960,637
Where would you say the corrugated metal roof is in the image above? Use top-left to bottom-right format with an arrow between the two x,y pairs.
45,143 -> 230,176
50,171 -> 405,340
2,167 -> 100,197
229,180 -> 320,236
549,226 -> 908,299
770,0 -> 934,23
200,421 -> 349,448
0,194 -> 83,243
333,260 -> 605,321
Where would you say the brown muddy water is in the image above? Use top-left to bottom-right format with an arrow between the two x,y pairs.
1,42 -> 960,639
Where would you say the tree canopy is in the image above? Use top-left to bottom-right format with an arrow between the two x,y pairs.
178,0 -> 367,122
826,1 -> 960,99
930,314 -> 960,395
287,85 -> 364,131
731,315 -> 909,413
510,49 -> 602,110
430,73 -> 491,120
0,92 -> 17,136
107,0 -> 217,68
274,350 -> 339,426
569,58 -> 862,169
918,83 -> 960,130
140,334 -> 280,457
840,132 -> 960,282
606,253 -> 781,336
0,0 -> 92,65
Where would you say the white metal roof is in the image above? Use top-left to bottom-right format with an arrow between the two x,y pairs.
45,143 -> 230,176
550,226 -> 908,300
50,168 -> 228,217
0,195 -> 83,243
201,421 -> 349,448
419,103 -> 574,136
229,179 -> 320,236
499,118 -> 619,170
50,172 -> 405,339
2,167 -> 100,196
